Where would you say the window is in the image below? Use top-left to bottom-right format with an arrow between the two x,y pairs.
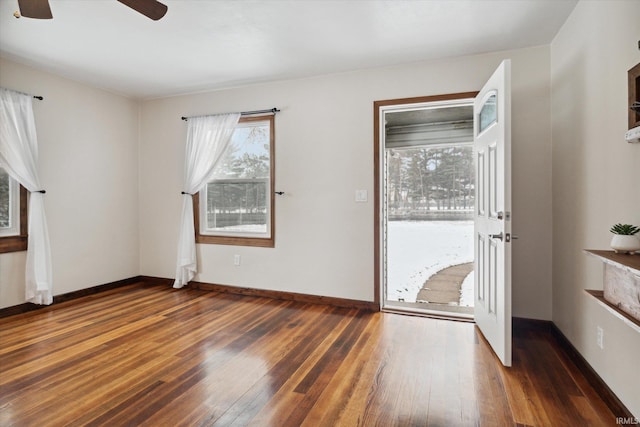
195,115 -> 275,247
0,167 -> 27,253
478,91 -> 497,134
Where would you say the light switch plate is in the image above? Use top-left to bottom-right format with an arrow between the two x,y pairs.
355,190 -> 368,202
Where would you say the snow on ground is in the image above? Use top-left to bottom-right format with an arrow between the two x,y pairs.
459,272 -> 474,307
387,220 -> 474,305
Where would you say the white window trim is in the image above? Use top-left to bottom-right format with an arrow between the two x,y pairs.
0,171 -> 20,238
199,177 -> 272,239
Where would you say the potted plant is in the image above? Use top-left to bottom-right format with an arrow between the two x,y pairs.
609,223 -> 640,254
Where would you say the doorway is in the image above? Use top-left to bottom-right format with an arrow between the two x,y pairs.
375,93 -> 477,319
375,63 -> 513,364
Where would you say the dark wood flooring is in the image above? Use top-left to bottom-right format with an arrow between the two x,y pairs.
0,283 -> 616,426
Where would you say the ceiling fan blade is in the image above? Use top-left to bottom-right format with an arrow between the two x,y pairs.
17,0 -> 53,19
116,0 -> 168,21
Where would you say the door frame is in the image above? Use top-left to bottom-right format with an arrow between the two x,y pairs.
373,92 -> 479,310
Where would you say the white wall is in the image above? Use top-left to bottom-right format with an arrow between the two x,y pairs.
2,4 -> 636,413
0,45 -> 555,321
551,0 -> 640,416
139,45 -> 553,318
0,58 -> 140,308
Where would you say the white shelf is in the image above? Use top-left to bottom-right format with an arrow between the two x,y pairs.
585,290 -> 640,333
584,250 -> 640,333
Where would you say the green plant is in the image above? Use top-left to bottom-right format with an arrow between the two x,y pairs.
609,223 -> 640,235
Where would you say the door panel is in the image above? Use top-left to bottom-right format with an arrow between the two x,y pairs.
488,142 -> 498,218
489,238 -> 498,315
476,232 -> 486,305
477,150 -> 485,216
474,60 -> 512,366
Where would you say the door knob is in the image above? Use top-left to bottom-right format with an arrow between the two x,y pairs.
489,232 -> 503,240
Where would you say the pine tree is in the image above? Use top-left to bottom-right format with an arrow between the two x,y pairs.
386,145 -> 474,216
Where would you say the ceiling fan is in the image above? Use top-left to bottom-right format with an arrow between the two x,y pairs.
16,0 -> 168,21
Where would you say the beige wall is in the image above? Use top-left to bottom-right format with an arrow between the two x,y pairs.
0,58 -> 140,308
551,0 -> 640,416
139,45 -> 553,319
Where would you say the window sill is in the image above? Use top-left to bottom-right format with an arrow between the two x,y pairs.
196,234 -> 274,248
0,236 -> 28,253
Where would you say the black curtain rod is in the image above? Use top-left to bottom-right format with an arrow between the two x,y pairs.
181,108 -> 279,121
1,87 -> 44,100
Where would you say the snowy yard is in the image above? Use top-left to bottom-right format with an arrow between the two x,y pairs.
387,220 -> 474,306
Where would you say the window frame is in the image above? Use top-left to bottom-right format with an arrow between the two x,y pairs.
194,114 -> 275,248
0,178 -> 28,253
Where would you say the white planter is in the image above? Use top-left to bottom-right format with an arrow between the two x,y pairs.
610,234 -> 640,254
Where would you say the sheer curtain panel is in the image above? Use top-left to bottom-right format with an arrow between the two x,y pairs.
174,113 -> 241,288
0,88 -> 53,304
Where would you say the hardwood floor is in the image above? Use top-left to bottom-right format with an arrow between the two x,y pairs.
0,283 -> 616,426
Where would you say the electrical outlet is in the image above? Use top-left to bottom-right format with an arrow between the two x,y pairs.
234,255 -> 241,266
596,326 -> 604,349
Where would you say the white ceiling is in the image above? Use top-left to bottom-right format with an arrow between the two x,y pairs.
0,0 -> 577,100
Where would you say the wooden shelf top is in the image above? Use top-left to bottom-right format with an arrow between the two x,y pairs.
584,249 -> 640,273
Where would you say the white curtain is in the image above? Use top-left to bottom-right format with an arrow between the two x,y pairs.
174,113 -> 241,288
0,88 -> 53,305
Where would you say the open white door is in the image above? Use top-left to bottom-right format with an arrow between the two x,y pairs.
474,60 -> 512,366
